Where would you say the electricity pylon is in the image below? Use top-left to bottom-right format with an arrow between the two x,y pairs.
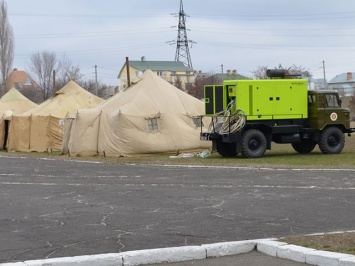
174,0 -> 194,68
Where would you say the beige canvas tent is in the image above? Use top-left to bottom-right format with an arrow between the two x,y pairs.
0,88 -> 38,116
7,81 -> 103,152
62,69 -> 211,156
0,88 -> 38,150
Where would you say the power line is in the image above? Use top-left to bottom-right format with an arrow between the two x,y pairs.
192,28 -> 355,38
9,10 -> 355,20
15,28 -> 172,39
9,12 -> 171,18
189,12 -> 355,21
196,41 -> 355,51
13,25 -> 355,40
14,42 -> 168,59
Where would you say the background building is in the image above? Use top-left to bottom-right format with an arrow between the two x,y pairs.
5,68 -> 43,103
328,72 -> 355,97
118,58 -> 194,91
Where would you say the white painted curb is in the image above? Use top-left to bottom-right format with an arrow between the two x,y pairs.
23,254 -> 122,266
120,246 -> 205,266
2,238 -> 355,266
276,244 -> 316,263
306,250 -> 355,266
255,240 -> 355,266
0,263 -> 28,266
256,239 -> 287,256
201,240 -> 255,257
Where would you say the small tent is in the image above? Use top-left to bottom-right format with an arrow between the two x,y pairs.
0,88 -> 38,150
62,70 -> 211,156
7,81 -> 103,152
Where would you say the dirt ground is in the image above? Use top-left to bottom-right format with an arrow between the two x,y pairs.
281,232 -> 355,255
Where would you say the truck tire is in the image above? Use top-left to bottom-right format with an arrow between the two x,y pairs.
292,140 -> 317,154
241,129 -> 267,158
318,127 -> 345,154
216,140 -> 237,157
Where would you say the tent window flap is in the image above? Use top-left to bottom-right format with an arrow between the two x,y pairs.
192,117 -> 203,128
147,118 -> 159,132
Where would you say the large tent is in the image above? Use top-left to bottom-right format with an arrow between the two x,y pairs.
0,88 -> 38,116
7,80 -> 103,152
0,88 -> 38,149
62,69 -> 211,156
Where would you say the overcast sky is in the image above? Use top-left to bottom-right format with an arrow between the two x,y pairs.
7,0 -> 355,86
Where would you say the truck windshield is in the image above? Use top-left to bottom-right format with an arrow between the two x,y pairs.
326,94 -> 340,107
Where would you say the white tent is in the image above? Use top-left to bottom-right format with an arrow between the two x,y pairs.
63,70 -> 211,156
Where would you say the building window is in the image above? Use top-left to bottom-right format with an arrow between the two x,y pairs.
157,71 -> 163,76
147,118 -> 159,132
192,117 -> 203,128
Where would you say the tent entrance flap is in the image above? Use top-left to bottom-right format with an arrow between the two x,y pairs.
2,120 -> 9,150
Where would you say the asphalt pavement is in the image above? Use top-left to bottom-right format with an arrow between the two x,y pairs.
1,154 -> 355,265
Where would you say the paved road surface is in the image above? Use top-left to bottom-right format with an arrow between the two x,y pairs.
0,155 -> 354,263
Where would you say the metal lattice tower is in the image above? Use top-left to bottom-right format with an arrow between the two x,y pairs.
175,0 -> 193,68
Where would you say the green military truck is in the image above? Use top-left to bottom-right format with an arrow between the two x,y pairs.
200,69 -> 355,158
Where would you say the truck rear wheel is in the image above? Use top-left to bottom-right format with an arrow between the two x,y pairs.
292,140 -> 317,154
241,129 -> 267,158
318,127 -> 345,154
216,140 -> 237,157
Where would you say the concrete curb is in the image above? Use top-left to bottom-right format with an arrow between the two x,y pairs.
2,238 -> 355,266
255,239 -> 355,266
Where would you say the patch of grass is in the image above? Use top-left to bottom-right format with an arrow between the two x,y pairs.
2,133 -> 355,169
281,232 -> 355,255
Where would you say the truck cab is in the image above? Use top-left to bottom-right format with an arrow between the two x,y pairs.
308,90 -> 351,131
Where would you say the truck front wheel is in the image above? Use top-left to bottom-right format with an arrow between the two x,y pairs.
241,129 -> 267,158
216,140 -> 237,157
318,127 -> 345,154
292,140 -> 317,154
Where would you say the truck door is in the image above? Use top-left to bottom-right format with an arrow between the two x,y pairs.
323,94 -> 347,126
204,85 -> 224,115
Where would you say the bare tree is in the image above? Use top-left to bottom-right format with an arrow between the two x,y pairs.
252,64 -> 312,79
28,51 -> 58,100
80,79 -> 112,98
174,75 -> 183,90
0,0 -> 14,96
287,64 -> 312,78
55,55 -> 84,89
189,72 -> 213,99
251,65 -> 269,79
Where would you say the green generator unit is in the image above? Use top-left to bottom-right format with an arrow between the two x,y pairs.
204,79 -> 308,120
